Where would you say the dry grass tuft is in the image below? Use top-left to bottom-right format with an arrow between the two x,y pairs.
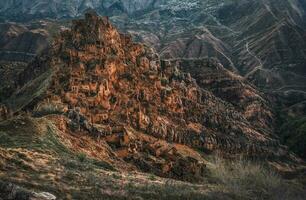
207,157 -> 305,200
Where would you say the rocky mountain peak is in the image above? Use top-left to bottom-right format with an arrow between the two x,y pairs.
0,12 -> 300,183
60,11 -> 122,53
0,3 -> 306,198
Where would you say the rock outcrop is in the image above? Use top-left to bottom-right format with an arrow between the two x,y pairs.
49,13 -> 283,155
174,58 -> 275,134
2,2 -> 306,158
3,12 -> 293,179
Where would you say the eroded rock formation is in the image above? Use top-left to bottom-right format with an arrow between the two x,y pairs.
6,12 -> 293,179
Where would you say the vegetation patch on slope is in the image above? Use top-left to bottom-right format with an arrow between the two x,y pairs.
279,117 -> 306,159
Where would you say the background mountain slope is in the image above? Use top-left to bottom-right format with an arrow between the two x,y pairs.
1,0 -> 306,90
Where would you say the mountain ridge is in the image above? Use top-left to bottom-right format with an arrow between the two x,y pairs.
0,2 -> 306,199
2,12 -> 298,174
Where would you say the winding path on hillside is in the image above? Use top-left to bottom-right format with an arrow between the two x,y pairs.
244,42 -> 264,79
0,50 -> 36,56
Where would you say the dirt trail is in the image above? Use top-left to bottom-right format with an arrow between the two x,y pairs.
244,42 -> 264,78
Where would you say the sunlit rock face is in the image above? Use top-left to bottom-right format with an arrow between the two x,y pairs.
1,0 -> 306,171
42,13 -> 281,159
2,12 -> 295,181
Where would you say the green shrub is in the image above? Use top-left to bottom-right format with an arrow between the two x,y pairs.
161,77 -> 169,86
60,51 -> 70,61
279,117 -> 306,158
149,174 -> 156,181
77,153 -> 87,163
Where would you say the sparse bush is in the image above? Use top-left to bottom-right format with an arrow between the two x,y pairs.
60,51 -> 70,61
77,153 -> 87,163
161,77 -> 169,86
111,173 -> 121,179
85,60 -> 98,71
129,180 -> 209,200
207,157 -> 305,200
91,159 -> 114,171
120,72 -> 134,81
149,174 -> 156,181
110,95 -> 117,104
279,117 -> 306,158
